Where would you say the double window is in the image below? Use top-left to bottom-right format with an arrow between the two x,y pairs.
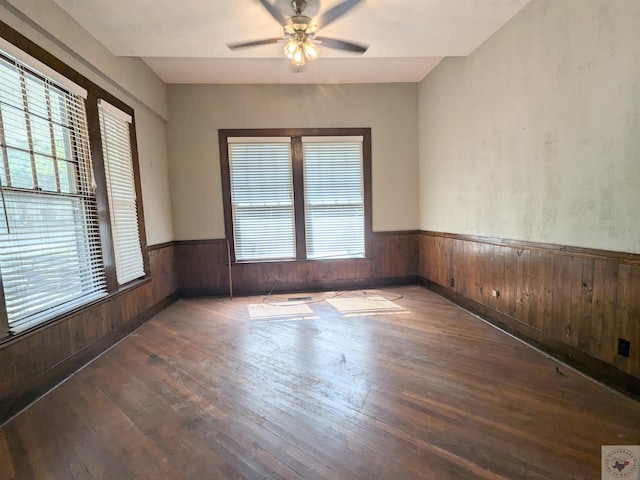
220,129 -> 372,263
0,39 -> 145,335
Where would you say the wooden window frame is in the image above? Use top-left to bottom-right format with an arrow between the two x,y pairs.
0,20 -> 149,338
219,128 -> 373,264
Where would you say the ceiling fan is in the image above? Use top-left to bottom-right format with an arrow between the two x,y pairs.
227,0 -> 368,67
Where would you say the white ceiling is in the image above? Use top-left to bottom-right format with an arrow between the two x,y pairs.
51,0 -> 530,84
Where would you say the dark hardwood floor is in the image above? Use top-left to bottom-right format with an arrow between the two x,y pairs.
1,285 -> 639,479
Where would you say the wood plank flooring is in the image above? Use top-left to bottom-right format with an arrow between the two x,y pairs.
2,285 -> 639,479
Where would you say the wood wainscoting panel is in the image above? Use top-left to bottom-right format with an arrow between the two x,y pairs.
174,240 -> 228,296
176,232 -> 419,297
418,231 -> 640,397
232,258 -> 375,295
372,231 -> 419,279
0,243 -> 178,424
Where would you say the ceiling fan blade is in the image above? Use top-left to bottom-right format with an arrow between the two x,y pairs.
314,36 -> 368,53
316,0 -> 364,29
227,38 -> 283,50
258,0 -> 288,26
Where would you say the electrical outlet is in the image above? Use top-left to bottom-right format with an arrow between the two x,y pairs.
492,289 -> 500,298
618,338 -> 631,358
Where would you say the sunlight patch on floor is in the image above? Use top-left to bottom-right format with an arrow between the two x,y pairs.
247,302 -> 317,322
326,296 -> 407,316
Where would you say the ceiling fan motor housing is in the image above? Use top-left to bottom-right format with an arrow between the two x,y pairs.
289,14 -> 312,33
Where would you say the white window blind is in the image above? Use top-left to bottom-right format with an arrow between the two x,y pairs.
228,139 -> 295,262
98,100 -> 144,285
302,137 -> 365,259
0,54 -> 106,332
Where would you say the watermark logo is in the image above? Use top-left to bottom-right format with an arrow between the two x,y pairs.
602,446 -> 640,479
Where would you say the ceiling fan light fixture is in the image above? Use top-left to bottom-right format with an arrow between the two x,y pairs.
229,0 -> 367,68
284,38 -> 299,59
291,44 -> 306,66
284,35 -> 317,65
303,38 -> 319,61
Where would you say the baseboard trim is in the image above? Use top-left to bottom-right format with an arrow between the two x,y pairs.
178,276 -> 420,298
0,294 -> 177,425
418,277 -> 640,402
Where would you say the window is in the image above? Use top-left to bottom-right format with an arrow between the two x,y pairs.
0,53 -> 105,332
220,128 -> 372,263
227,138 -> 295,262
98,100 -> 145,285
303,137 -> 365,259
0,33 -> 146,336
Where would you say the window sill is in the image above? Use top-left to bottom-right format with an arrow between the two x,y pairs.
0,275 -> 152,348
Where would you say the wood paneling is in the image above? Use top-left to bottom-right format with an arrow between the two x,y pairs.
175,232 -> 419,297
174,240 -> 229,296
3,286 -> 639,479
0,244 -> 177,424
372,231 -> 419,279
233,258 -> 373,294
418,231 -> 640,397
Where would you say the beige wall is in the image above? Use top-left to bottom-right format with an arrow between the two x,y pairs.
167,83 -> 419,240
418,0 -> 640,253
133,107 -> 174,244
3,0 -> 175,245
